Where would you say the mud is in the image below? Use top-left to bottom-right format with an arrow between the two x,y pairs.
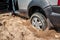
0,13 -> 60,40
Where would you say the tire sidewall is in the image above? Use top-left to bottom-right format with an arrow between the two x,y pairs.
30,12 -> 47,31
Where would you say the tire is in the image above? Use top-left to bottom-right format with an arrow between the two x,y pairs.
30,12 -> 48,31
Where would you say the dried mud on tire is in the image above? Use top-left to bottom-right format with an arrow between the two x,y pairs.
0,13 -> 60,40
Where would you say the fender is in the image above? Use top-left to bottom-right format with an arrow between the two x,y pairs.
28,0 -> 50,9
28,0 -> 52,17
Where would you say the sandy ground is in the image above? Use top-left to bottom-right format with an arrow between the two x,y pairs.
0,13 -> 60,40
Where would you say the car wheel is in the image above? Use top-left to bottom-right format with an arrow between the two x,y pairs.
30,12 -> 48,31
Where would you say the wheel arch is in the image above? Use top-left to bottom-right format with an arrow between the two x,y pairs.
28,6 -> 47,18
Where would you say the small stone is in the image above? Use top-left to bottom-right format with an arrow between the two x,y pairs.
55,35 -> 59,38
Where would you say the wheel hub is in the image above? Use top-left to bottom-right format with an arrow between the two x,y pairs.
32,17 -> 43,30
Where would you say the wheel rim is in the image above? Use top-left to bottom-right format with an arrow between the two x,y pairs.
32,17 -> 43,30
